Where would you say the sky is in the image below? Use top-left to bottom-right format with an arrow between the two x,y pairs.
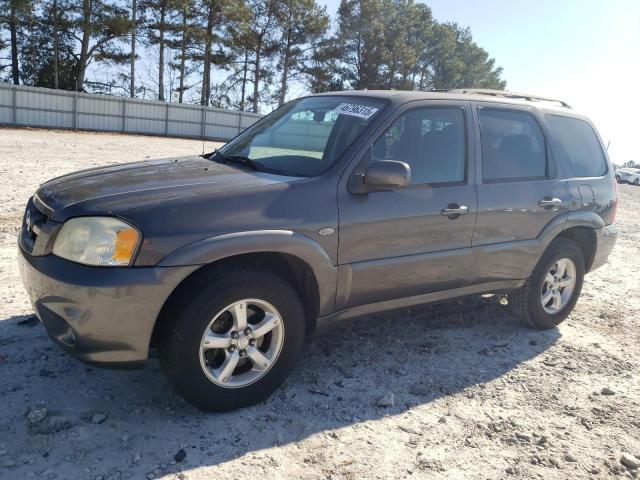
317,0 -> 640,164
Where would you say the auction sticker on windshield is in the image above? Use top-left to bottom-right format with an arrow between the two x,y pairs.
335,103 -> 379,119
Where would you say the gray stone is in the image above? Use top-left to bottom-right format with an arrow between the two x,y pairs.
92,413 -> 108,425
174,449 -> 186,463
409,383 -> 430,396
29,416 -> 74,435
26,406 -> 47,425
376,392 -> 395,408
621,452 -> 640,469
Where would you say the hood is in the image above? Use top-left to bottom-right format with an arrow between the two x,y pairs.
36,155 -> 302,221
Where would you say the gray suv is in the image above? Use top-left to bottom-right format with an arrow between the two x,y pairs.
18,89 -> 618,411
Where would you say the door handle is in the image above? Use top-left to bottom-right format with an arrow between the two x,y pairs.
538,197 -> 562,209
440,204 -> 468,218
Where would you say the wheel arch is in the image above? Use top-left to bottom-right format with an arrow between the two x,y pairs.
150,231 -> 338,349
541,210 -> 602,272
503,210 -> 604,280
555,226 -> 597,272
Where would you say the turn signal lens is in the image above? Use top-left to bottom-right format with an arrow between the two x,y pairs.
114,227 -> 139,262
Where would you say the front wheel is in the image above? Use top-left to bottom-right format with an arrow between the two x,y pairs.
509,238 -> 585,330
158,268 -> 306,411
634,178 -> 639,186
615,174 -> 621,183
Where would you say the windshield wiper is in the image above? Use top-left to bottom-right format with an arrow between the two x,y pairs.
211,150 -> 263,172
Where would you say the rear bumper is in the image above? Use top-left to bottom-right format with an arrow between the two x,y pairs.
590,224 -> 618,272
18,245 -> 198,368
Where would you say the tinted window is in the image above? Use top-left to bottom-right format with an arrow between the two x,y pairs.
479,109 -> 547,181
546,115 -> 607,177
220,96 -> 386,176
373,107 -> 465,184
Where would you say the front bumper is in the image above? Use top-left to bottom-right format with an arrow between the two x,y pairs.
590,224 -> 618,272
18,245 -> 198,368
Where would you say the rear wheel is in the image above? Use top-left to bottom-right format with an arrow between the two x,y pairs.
158,268 -> 306,411
509,238 -> 585,330
615,174 -> 621,183
634,178 -> 639,186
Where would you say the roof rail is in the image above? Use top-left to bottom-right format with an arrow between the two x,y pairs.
438,88 -> 572,109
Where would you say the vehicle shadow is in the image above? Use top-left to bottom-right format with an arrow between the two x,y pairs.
0,298 -> 561,478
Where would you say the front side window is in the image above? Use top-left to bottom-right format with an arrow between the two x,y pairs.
479,109 -> 547,182
373,107 -> 466,185
546,115 -> 607,177
219,96 -> 386,176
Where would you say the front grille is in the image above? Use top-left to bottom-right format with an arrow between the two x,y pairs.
20,197 -> 60,256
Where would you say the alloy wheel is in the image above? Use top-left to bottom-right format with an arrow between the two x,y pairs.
199,299 -> 284,388
540,258 -> 577,314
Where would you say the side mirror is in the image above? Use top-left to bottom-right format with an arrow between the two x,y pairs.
365,160 -> 411,189
349,160 -> 410,193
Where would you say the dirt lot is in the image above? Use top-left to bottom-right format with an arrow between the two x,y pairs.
0,127 -> 639,480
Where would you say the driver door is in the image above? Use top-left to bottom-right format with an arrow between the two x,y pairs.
336,101 -> 478,309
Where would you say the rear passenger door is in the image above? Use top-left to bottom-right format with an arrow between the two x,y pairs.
472,103 -> 572,282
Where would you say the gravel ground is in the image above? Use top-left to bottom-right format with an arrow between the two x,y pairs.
0,127 -> 639,480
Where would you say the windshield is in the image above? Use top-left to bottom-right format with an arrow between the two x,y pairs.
218,96 -> 387,176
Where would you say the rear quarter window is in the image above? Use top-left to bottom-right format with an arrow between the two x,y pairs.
546,115 -> 607,177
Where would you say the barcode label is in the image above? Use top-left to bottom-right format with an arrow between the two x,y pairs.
334,103 -> 379,119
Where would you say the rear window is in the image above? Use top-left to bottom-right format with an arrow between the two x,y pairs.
479,109 -> 547,182
546,115 -> 607,177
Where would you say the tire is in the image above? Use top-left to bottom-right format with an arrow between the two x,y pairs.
615,174 -> 621,183
509,238 -> 585,330
634,178 -> 639,186
158,267 -> 306,412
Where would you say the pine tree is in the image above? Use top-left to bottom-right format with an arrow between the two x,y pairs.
17,0 -> 76,89
0,0 -> 33,84
139,0 -> 176,100
239,0 -> 278,112
168,0 -> 197,102
73,0 -> 130,91
274,0 -> 328,105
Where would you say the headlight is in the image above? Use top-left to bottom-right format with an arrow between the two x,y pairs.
52,217 -> 141,266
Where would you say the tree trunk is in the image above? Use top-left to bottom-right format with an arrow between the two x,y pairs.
9,2 -> 19,85
53,0 -> 59,89
76,0 -> 92,91
388,65 -> 396,89
240,50 -> 248,111
200,0 -> 214,106
278,23 -> 292,106
178,5 -> 187,103
130,0 -> 136,97
355,33 -> 363,89
158,0 -> 166,101
252,40 -> 262,113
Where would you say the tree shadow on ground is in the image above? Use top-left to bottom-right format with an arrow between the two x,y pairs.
0,297 -> 560,478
